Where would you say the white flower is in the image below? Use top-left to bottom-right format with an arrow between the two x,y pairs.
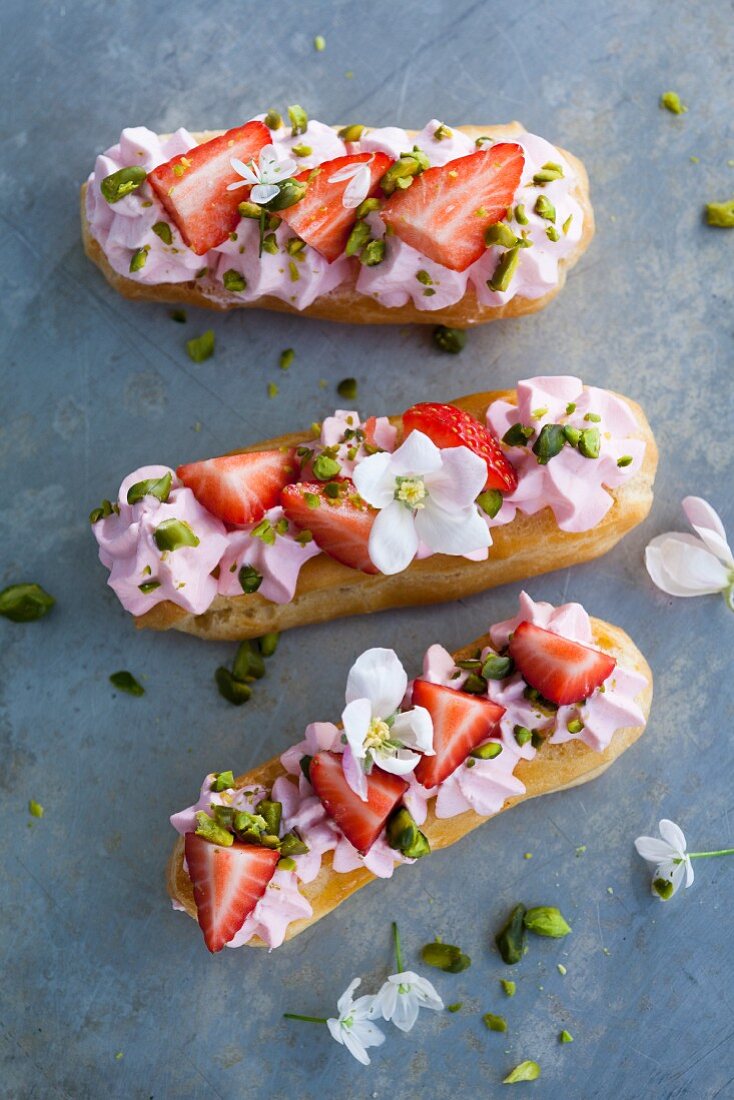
353,430 -> 491,575
328,156 -> 374,209
326,978 -> 385,1065
341,648 -> 434,800
227,144 -> 297,204
645,497 -> 734,610
634,818 -> 694,900
369,970 -> 444,1033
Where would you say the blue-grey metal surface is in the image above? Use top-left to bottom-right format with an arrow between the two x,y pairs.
1,2 -> 733,1098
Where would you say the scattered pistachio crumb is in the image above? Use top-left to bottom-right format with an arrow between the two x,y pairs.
602,947 -> 611,956
345,70 -> 354,79
690,155 -> 700,164
705,199 -> 734,227
319,379 -> 327,389
500,980 -> 516,997
170,309 -> 187,323
28,800 -> 44,818
337,377 -> 358,400
607,887 -> 614,895
484,1013 -> 507,1033
560,1030 -> 573,1044
446,1002 -> 463,1013
313,34 -> 326,51
524,852 -> 533,860
728,160 -> 734,168
279,348 -> 295,371
557,963 -> 567,976
575,845 -> 587,856
186,330 -> 215,363
115,1051 -> 124,1060
504,1060 -> 541,1084
267,382 -> 279,399
660,91 -> 687,115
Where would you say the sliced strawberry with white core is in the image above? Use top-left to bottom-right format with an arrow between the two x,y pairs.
412,680 -> 505,788
148,121 -> 270,255
277,152 -> 393,261
381,143 -> 525,272
402,402 -> 518,493
309,751 -> 408,855
184,834 -> 279,953
177,449 -> 297,527
508,621 -> 617,706
281,479 -> 378,573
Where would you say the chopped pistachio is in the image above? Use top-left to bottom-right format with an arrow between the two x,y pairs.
138,580 -> 161,594
28,800 -> 44,818
304,492 -> 320,509
127,471 -> 172,505
170,309 -> 187,323
267,381 -> 279,399
500,979 -> 516,997
210,770 -> 235,792
258,632 -> 280,657
483,1013 -> 507,1033
559,1029 -> 573,1044
502,423 -> 534,447
313,453 -> 342,480
583,412 -> 601,422
660,91 -> 687,115
263,109 -> 282,130
109,670 -> 145,696
705,199 -> 734,227
292,143 -> 312,158
280,830 -> 309,856
545,225 -> 560,242
524,906 -> 572,938
514,203 -> 529,225
268,178 -> 308,211
474,135 -> 492,147
433,325 -> 467,354
421,941 -> 471,973
233,639 -> 266,682
287,260 -> 300,283
313,34 -> 326,51
360,239 -> 385,266
534,194 -> 556,223
514,726 -> 532,749
152,221 -> 173,245
380,147 -> 429,193
470,741 -> 503,760
195,810 -> 233,846
287,104 -> 308,136
129,246 -> 149,273
533,161 -> 564,185
617,454 -> 633,468
578,426 -> 600,459
299,755 -> 313,782
562,214 -> 573,235
255,798 -> 282,836
252,518 -> 276,545
485,221 -> 519,249
495,903 -> 527,965
386,806 -> 431,859
0,583 -> 55,623
446,1002 -> 463,1013
433,123 -> 452,141
482,653 -> 514,679
576,845 -> 587,856
488,246 -> 520,292
186,330 -> 215,363
345,219 -> 372,257
337,377 -> 358,400
532,423 -> 567,465
215,666 -> 252,705
356,196 -> 381,218
567,717 -> 584,734
238,564 -> 263,594
476,488 -> 503,519
338,123 -> 366,142
238,200 -> 263,220
524,852 -> 533,860
503,1061 -> 540,1084
153,518 -> 199,552
262,233 -> 279,254
223,269 -> 247,292
563,425 -> 582,448
278,348 -> 295,372
416,269 -> 434,286
100,165 -> 147,203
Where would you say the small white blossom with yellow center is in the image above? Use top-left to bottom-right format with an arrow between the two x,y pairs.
341,648 -> 434,800
353,429 -> 491,575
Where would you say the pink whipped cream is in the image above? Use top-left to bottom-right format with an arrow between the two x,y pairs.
217,506 -> 322,604
87,118 -> 584,310
486,376 -> 646,533
170,592 -> 647,949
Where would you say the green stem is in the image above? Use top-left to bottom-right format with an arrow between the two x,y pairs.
283,1013 -> 327,1024
392,920 -> 405,973
688,848 -> 734,859
258,208 -> 266,258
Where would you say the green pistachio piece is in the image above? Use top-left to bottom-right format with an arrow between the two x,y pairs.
337,377 -> 358,400
288,261 -> 300,283
562,214 -> 573,235
129,246 -> 150,273
563,425 -> 582,447
252,518 -> 276,545
291,143 -> 312,158
386,807 -> 431,859
299,755 -> 313,782
380,147 -> 429,194
660,91 -> 687,115
531,730 -> 545,749
212,804 -> 235,829
356,196 -> 381,218
488,247 -> 520,292
416,269 -> 433,286
313,33 -> 326,50
360,239 -> 385,266
446,1003 -> 463,1013
514,203 -> 529,225
578,427 -> 600,459
278,856 -> 297,871
195,810 -> 233,846
286,238 -> 306,257
474,135 -> 493,147
258,632 -> 280,657
313,453 -> 342,481
186,330 -> 215,363
567,717 -> 584,734
483,1013 -> 507,1033
238,200 -> 263,220
523,906 -> 572,938
421,941 -> 471,973
138,580 -> 161,594
232,640 -> 266,682
263,109 -> 282,130
560,1029 -> 574,1044
482,654 -> 514,680
433,325 -> 467,354
532,423 -> 567,465
279,348 -> 294,371
153,518 -> 199,552
100,165 -> 147,204
514,725 -> 532,746
705,199 -> 734,227
434,123 -> 452,140
523,685 -> 558,713
323,481 -> 340,499
223,269 -> 247,292
476,489 -> 503,518
546,225 -> 560,242
338,123 -> 365,142
287,104 -> 308,136
462,672 -> 489,694
267,178 -> 308,211
495,903 -> 527,964
151,221 -> 173,245
255,799 -> 282,836
238,564 -> 263,594
210,771 -> 235,792
280,830 -> 309,856
126,471 -> 172,505
232,811 -> 267,837
503,1061 -> 540,1084
0,583 -> 55,623
534,195 -> 556,222
485,222 -> 518,249
345,219 -> 372,257
500,979 -> 516,997
533,161 -> 564,185
89,498 -> 118,524
502,423 -> 534,447
28,800 -> 44,818
617,455 -> 633,468
215,667 -> 252,705
109,670 -> 144,696
470,741 -> 503,760
261,233 -> 279,254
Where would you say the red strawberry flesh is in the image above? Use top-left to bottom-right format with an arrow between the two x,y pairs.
177,448 -> 297,527
281,479 -> 378,573
403,402 -> 518,492
309,751 -> 408,855
148,121 -> 270,255
184,833 -> 279,953
508,621 -> 616,706
412,679 -> 505,788
381,143 -> 525,272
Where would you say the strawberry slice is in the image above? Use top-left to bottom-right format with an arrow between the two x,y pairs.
184,833 -> 279,953
381,143 -> 524,272
403,402 -> 518,493
277,152 -> 393,262
309,751 -> 408,855
412,680 -> 505,788
508,621 -> 616,706
177,449 -> 297,526
148,121 -> 270,255
281,480 -> 378,573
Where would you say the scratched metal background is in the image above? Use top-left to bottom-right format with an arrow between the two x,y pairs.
1,1 -> 733,1098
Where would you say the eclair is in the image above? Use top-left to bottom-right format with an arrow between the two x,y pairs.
167,592 -> 652,952
90,376 -> 658,641
82,110 -> 593,326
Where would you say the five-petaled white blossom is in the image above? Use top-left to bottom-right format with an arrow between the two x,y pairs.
328,156 -> 374,209
227,144 -> 297,204
326,978 -> 385,1065
645,496 -> 734,610
341,648 -> 434,800
353,430 -> 491,575
369,970 -> 444,1032
634,819 -> 694,900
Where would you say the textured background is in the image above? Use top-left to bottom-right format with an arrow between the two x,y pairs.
1,1 -> 733,1098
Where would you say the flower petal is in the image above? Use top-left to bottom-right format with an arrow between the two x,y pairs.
390,989 -> 420,1033
645,534 -> 729,596
337,976 -> 362,1016
374,748 -> 421,775
342,165 -> 371,209
682,496 -> 734,566
391,705 -> 434,754
345,647 -> 408,716
426,446 -> 488,511
669,858 -> 687,896
684,855 -> 695,888
341,742 -> 368,800
368,502 -> 419,574
415,500 -> 491,556
230,157 -> 259,184
353,451 -> 397,509
342,697 -> 371,759
341,1027 -> 372,1065
251,182 -> 281,205
391,430 -> 443,477
634,835 -> 677,863
658,818 -> 687,855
